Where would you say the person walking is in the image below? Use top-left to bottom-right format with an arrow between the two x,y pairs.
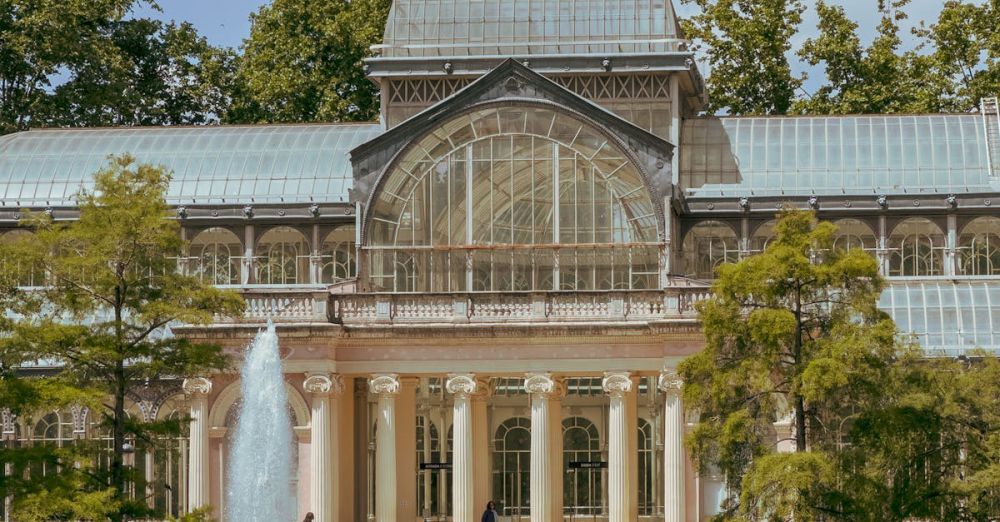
302,512 -> 315,522
481,501 -> 499,522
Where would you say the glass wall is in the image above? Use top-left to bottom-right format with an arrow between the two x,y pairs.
681,221 -> 739,280
189,227 -> 243,285
959,217 -> 1000,276
366,106 -> 661,293
888,218 -> 945,277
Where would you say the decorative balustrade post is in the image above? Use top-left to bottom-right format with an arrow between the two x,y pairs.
182,377 -> 212,512
603,372 -> 633,522
369,374 -> 400,522
659,371 -> 686,522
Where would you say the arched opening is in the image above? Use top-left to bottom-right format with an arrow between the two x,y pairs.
888,218 -> 944,276
0,230 -> 43,286
492,417 -> 531,517
321,226 -> 357,284
255,226 -> 310,285
959,217 -> 1000,276
415,415 -> 446,517
365,105 -> 660,293
563,416 -> 602,515
189,227 -> 243,285
637,417 -> 656,516
832,219 -> 877,253
749,220 -> 777,254
681,221 -> 739,280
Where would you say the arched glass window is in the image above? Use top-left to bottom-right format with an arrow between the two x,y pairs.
189,227 -> 242,285
0,230 -> 43,286
321,226 -> 357,284
749,220 -> 777,254
153,395 -> 189,518
638,418 -> 656,515
832,219 -> 877,253
366,106 -> 660,293
562,417 -> 601,515
492,417 -> 531,517
255,226 -> 310,285
416,415 -> 443,517
888,218 -> 944,277
959,217 -> 1000,276
682,221 -> 739,280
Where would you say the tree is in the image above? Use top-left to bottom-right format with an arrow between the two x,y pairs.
917,0 -> 1000,112
794,0 -> 949,114
1,1 -> 237,135
39,20 -> 238,127
678,210 -> 897,517
229,0 -> 391,123
1,157 -> 243,521
680,0 -> 805,115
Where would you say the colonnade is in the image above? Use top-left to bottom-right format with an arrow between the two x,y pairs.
182,371 -> 687,522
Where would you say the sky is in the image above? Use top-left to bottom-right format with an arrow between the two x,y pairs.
138,0 -> 957,93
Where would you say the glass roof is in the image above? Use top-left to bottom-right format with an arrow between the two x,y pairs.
880,281 -> 1000,356
0,124 -> 383,206
681,114 -> 1000,197
378,0 -> 683,57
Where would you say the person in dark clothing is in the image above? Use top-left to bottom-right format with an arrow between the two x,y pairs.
481,501 -> 499,522
302,513 -> 314,522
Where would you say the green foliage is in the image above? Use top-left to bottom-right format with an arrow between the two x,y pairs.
681,0 -> 805,115
0,1 -> 236,134
229,0 -> 391,123
794,0 -> 948,114
682,210 -> 1000,519
917,0 -> 1000,111
0,157 -> 243,521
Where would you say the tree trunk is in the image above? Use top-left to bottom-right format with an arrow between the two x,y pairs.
111,287 -> 126,522
794,284 -> 807,452
794,394 -> 806,452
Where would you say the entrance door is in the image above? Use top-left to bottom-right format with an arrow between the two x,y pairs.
492,418 -> 531,520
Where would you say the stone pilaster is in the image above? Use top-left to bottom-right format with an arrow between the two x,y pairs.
446,374 -> 477,522
370,374 -> 400,522
182,377 -> 212,512
659,371 -> 685,522
603,372 -> 633,522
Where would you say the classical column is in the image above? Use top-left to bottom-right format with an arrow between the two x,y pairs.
659,371 -> 686,522
370,374 -> 400,522
471,380 -> 491,511
603,372 -> 633,522
446,374 -> 477,522
524,373 -> 556,522
305,373 -> 343,522
182,377 -> 212,512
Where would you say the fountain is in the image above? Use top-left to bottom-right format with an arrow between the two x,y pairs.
226,322 -> 295,521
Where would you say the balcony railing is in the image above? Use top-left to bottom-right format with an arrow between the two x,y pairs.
215,286 -> 331,324
330,287 -> 712,325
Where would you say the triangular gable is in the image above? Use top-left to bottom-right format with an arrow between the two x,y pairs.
349,59 -> 674,220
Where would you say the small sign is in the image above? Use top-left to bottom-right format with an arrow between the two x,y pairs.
420,462 -> 453,470
568,461 -> 608,469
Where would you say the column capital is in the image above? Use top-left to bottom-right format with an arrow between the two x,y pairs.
445,373 -> 478,399
658,370 -> 683,394
304,373 -> 344,396
369,373 -> 401,397
523,373 -> 557,398
182,377 -> 212,396
602,371 -> 632,397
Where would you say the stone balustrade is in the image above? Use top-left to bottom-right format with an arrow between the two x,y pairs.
216,287 -> 331,324
330,287 -> 712,325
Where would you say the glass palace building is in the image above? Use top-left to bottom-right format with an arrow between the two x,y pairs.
3,1 -> 1000,521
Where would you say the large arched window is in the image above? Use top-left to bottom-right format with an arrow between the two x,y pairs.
959,217 -> 1000,276
416,415 -> 444,517
366,106 -> 660,293
189,227 -> 242,285
749,220 -> 777,254
255,226 -> 310,285
492,417 -> 531,516
682,221 -> 740,280
563,417 -> 601,515
321,226 -> 357,284
638,418 -> 656,516
888,218 -> 944,277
